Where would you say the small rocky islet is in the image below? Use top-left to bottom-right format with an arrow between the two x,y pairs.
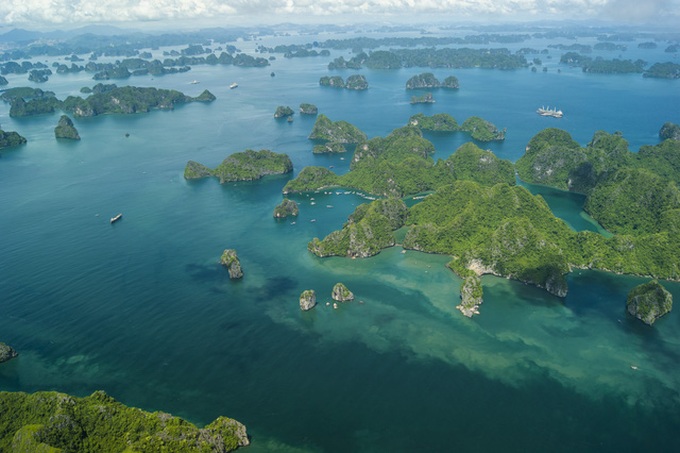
220,249 -> 243,279
626,280 -> 673,325
184,149 -> 293,184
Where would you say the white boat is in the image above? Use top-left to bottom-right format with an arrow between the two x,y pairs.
190,80 -> 199,84
537,106 -> 563,118
229,82 -> 238,89
110,213 -> 122,224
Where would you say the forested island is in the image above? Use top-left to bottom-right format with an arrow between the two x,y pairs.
184,149 -> 293,183
319,75 -> 368,90
2,84 -> 215,118
288,122 -> 680,310
0,390 -> 249,452
0,129 -> 27,149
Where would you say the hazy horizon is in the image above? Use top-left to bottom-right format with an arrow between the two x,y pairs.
0,0 -> 679,33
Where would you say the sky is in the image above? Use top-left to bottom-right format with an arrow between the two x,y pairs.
0,0 -> 678,30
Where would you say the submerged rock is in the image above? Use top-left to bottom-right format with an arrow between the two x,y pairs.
0,342 -> 18,363
54,115 -> 80,140
220,249 -> 243,279
626,280 -> 673,325
332,283 -> 354,302
457,275 -> 483,317
299,289 -> 317,311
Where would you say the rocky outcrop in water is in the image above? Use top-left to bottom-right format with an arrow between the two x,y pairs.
273,199 -> 299,218
456,275 -> 483,317
626,280 -> 672,325
0,342 -> 18,363
220,249 -> 243,279
54,115 -> 80,140
299,290 -> 317,311
332,283 -> 354,302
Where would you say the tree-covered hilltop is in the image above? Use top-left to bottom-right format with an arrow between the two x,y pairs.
643,62 -> 680,79
405,73 -> 460,90
0,129 -> 28,149
0,390 -> 248,453
319,75 -> 368,90
274,106 -> 294,118
309,198 -> 409,258
3,84 -> 215,118
185,149 -> 293,184
408,113 -> 506,142
308,114 -> 367,144
54,115 -> 80,140
659,122 -> 680,140
285,127 -> 514,197
328,47 -> 527,70
62,84 -> 215,117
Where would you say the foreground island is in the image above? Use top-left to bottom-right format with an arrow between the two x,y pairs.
0,390 -> 249,452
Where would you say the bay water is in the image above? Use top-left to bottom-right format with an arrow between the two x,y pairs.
1,32 -> 680,451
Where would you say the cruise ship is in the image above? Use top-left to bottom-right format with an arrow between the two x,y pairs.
537,106 -> 563,118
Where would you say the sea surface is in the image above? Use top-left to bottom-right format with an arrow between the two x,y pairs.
1,31 -> 680,452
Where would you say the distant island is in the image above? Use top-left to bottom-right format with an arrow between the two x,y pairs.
409,113 -> 506,142
2,83 -> 215,118
319,75 -> 368,90
410,93 -> 435,104
0,129 -> 27,149
405,73 -> 459,89
299,103 -> 318,115
308,114 -> 367,144
54,115 -> 80,140
274,105 -> 294,118
184,149 -> 293,183
0,390 -> 249,452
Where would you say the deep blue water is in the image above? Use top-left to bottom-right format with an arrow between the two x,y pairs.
1,32 -> 680,452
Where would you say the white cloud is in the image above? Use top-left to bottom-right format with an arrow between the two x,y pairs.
0,0 -> 677,27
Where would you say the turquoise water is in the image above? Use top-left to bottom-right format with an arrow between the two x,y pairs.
1,34 -> 680,451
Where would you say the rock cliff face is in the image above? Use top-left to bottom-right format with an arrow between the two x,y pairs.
273,199 -> 299,218
457,275 -> 483,317
332,283 -> 354,302
626,280 -> 673,325
220,249 -> 243,279
299,290 -> 317,311
0,342 -> 18,363
54,115 -> 81,140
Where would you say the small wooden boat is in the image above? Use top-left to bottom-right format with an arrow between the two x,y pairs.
110,213 -> 123,224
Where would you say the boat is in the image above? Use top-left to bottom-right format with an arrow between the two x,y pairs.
189,80 -> 199,84
229,82 -> 238,89
536,106 -> 563,118
110,213 -> 122,224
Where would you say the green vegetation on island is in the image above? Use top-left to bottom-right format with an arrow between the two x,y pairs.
309,198 -> 408,258
0,390 -> 248,453
643,62 -> 680,79
409,113 -> 506,142
286,132 -> 514,198
273,199 -> 299,218
332,283 -> 355,302
308,114 -> 367,144
313,142 -> 347,154
299,103 -> 318,115
405,73 -> 459,90
560,53 -> 648,74
299,290 -> 317,311
626,280 -> 673,325
54,115 -> 80,140
0,342 -> 18,363
3,84 -> 215,118
319,75 -> 368,90
0,130 -> 28,149
274,106 -> 294,118
328,48 -> 527,70
660,122 -> 680,140
185,149 -> 293,184
410,93 -> 434,104
220,249 -> 243,279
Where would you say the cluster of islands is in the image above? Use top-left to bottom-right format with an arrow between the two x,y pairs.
1,22 -> 680,451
